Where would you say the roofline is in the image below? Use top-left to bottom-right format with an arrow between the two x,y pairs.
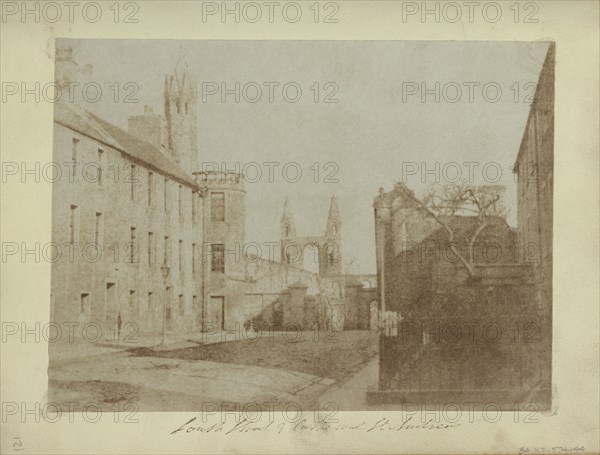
513,42 -> 555,171
54,118 -> 200,189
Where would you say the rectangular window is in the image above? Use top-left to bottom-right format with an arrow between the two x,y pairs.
164,236 -> 170,265
179,240 -> 183,272
192,191 -> 196,220
148,171 -> 154,206
72,138 -> 79,179
210,243 -> 225,273
129,227 -> 137,263
211,192 -> 225,222
166,287 -> 172,322
192,243 -> 197,273
178,185 -> 183,217
179,294 -> 184,316
69,205 -> 79,243
97,149 -> 104,185
94,212 -> 103,246
148,232 -> 154,267
129,290 -> 136,317
164,178 -> 169,211
80,293 -> 90,316
130,164 -> 137,201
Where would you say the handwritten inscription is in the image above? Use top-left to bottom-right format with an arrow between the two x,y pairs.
171,415 -> 459,436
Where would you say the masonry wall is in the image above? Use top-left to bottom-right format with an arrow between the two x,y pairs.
515,43 -> 554,313
241,259 -> 375,331
51,123 -> 204,339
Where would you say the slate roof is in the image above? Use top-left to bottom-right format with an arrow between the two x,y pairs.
54,102 -> 197,187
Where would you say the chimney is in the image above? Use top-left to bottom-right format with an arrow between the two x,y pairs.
128,106 -> 168,151
55,46 -> 78,85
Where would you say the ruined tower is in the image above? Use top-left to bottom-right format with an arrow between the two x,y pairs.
321,195 -> 342,276
279,195 -> 342,276
164,47 -> 197,173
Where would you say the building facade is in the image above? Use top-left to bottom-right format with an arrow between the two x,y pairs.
513,42 -> 554,312
368,182 -> 550,408
51,46 -> 375,341
51,47 -> 218,340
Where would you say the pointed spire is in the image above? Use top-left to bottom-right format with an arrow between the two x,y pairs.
174,45 -> 188,78
281,196 -> 293,221
326,194 -> 341,237
280,196 -> 296,239
165,44 -> 196,102
328,194 -> 340,220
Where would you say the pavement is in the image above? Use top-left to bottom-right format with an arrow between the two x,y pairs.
48,348 -> 337,411
48,330 -> 378,411
314,357 -> 379,410
48,329 -> 250,364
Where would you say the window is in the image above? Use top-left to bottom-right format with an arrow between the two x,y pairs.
327,250 -> 336,265
94,212 -> 103,246
129,227 -> 137,263
178,185 -> 183,217
166,287 -> 172,322
71,138 -> 79,179
148,232 -> 154,266
80,293 -> 90,317
164,236 -> 170,265
130,164 -> 137,201
210,243 -> 225,273
211,192 -> 225,222
129,290 -> 136,317
69,205 -> 79,243
178,240 -> 183,272
148,171 -> 154,206
192,243 -> 197,273
164,178 -> 169,211
192,191 -> 197,220
97,149 -> 104,185
179,294 -> 184,316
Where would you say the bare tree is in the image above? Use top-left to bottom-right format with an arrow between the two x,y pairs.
396,181 -> 508,278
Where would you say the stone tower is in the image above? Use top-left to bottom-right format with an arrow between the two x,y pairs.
280,196 -> 298,264
279,195 -> 342,276
322,195 -> 342,276
164,47 -> 197,173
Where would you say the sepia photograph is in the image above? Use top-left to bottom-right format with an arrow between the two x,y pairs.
1,2 -> 598,454
48,39 -> 553,413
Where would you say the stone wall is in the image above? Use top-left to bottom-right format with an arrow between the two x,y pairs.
241,261 -> 376,331
51,122 -> 204,339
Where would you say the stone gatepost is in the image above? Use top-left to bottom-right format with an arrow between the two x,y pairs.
283,281 -> 308,328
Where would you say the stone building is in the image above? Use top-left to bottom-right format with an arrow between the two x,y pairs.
51,48 -> 207,339
368,182 -> 550,408
51,46 -> 376,340
513,42 -> 554,313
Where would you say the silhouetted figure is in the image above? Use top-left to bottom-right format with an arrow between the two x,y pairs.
117,312 -> 122,343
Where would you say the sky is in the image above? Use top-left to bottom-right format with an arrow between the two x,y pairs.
59,39 -> 550,274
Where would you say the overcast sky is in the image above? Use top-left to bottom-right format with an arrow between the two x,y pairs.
60,39 -> 550,274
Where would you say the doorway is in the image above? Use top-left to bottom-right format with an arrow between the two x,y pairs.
208,296 -> 225,330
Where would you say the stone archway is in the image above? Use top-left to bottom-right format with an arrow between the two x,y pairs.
281,236 -> 341,277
